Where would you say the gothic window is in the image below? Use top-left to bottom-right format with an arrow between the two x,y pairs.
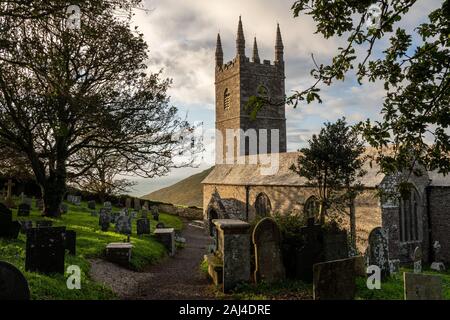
399,188 -> 420,242
254,193 -> 272,217
224,89 -> 231,110
304,196 -> 320,222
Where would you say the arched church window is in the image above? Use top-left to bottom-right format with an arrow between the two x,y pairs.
304,196 -> 320,222
254,193 -> 272,217
399,188 -> 420,242
224,89 -> 231,110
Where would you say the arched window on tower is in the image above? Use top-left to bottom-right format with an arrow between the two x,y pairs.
224,89 -> 231,110
304,196 -> 320,223
399,188 -> 420,242
254,193 -> 272,217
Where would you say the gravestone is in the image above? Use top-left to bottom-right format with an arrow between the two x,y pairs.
35,199 -> 44,211
289,222 -> 324,282
0,261 -> 30,300
389,259 -> 400,274
90,210 -> 98,217
0,203 -> 20,239
106,243 -> 133,267
64,230 -> 77,255
23,197 -> 33,207
125,198 -> 132,209
25,227 -> 66,274
141,209 -> 148,219
367,227 -> 390,279
154,228 -> 176,256
99,211 -> 110,232
252,218 -> 285,284
73,196 -> 81,206
130,211 -> 137,219
36,220 -> 53,228
156,222 -> 165,229
134,198 -> 141,211
313,258 -> 356,300
103,202 -> 112,211
413,246 -> 422,273
152,207 -> 160,221
115,215 -> 132,235
87,200 -> 96,210
323,229 -> 349,261
19,220 -> 33,234
404,273 -> 442,300
59,203 -> 68,215
3,179 -> 16,208
110,212 -> 119,224
17,203 -> 31,217
137,218 -> 150,235
431,241 -> 446,272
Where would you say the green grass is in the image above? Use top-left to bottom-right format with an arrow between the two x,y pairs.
0,199 -> 182,300
356,268 -> 450,300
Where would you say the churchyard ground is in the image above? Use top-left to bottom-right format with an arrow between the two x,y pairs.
0,198 -> 182,300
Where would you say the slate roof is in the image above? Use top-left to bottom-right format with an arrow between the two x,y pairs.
202,151 -> 450,188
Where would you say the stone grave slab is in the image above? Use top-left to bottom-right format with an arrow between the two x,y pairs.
154,228 -> 175,256
313,257 -> 356,300
0,261 -> 30,300
106,242 -> 133,267
404,272 -> 442,300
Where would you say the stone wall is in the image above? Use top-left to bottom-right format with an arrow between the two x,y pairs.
428,187 -> 450,263
154,203 -> 203,220
203,184 -> 382,254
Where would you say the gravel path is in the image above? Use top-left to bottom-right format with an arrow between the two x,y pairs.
90,220 -> 215,300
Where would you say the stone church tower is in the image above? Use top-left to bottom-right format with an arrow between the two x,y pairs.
215,17 -> 287,163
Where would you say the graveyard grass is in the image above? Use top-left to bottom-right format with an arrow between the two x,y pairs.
0,199 -> 182,300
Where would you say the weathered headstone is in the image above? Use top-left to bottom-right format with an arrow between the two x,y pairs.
87,200 -> 96,210
156,222 -> 165,229
431,241 -> 446,272
252,218 -> 285,284
313,258 -> 356,300
404,272 -> 442,300
367,227 -> 390,279
59,203 -> 68,215
64,230 -> 77,255
152,206 -> 159,221
17,203 -> 31,217
25,227 -> 66,274
103,201 -> 112,210
154,228 -> 176,256
73,196 -> 81,206
413,246 -> 422,274
134,198 -> 141,211
3,179 -> 16,208
115,215 -> 132,235
0,261 -> 30,300
389,259 -> 400,274
106,243 -> 133,267
130,211 -> 137,219
137,218 -> 150,235
0,203 -> 20,239
99,211 -> 110,232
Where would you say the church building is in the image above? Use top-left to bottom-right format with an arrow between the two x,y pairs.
202,17 -> 450,265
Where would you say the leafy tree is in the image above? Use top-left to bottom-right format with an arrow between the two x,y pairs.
290,118 -> 366,247
288,0 -> 450,190
0,3 -> 193,216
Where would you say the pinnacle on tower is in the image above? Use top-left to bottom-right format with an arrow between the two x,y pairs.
236,16 -> 245,57
252,37 -> 260,64
275,23 -> 284,63
216,33 -> 224,67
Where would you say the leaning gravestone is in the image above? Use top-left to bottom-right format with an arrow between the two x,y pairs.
17,203 -> 31,217
137,218 -> 150,235
313,257 -> 356,300
404,273 -> 442,300
115,215 -> 132,235
0,261 -> 30,300
413,246 -> 422,274
64,230 -> 77,255
0,203 -> 20,239
25,227 -> 66,274
367,227 -> 390,279
99,211 -> 110,232
87,200 -> 96,210
252,218 -> 285,284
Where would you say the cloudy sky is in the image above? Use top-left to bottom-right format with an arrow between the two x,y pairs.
126,0 -> 441,197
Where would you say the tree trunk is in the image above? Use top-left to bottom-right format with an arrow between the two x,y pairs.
349,199 -> 356,252
42,174 -> 66,217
